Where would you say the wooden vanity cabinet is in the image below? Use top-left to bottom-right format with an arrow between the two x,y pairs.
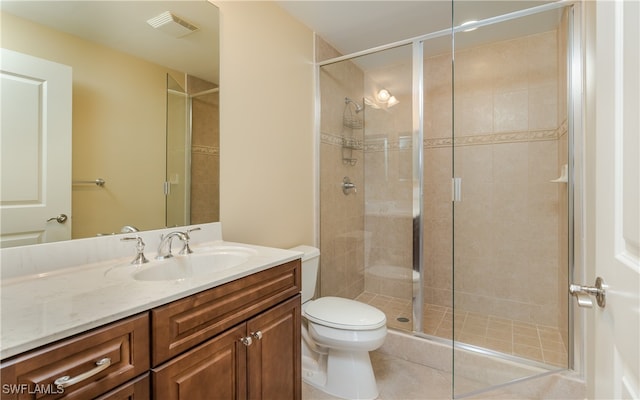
151,260 -> 302,400
152,296 -> 301,400
0,259 -> 301,400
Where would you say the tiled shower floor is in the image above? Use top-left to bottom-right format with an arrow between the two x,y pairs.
354,292 -> 568,368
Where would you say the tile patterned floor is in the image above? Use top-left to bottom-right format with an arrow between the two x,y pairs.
302,352 -> 454,400
354,292 -> 568,368
302,351 -> 541,400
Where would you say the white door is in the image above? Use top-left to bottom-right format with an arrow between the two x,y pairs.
588,1 -> 640,398
0,49 -> 72,247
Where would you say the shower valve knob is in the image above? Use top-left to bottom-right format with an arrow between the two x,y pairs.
342,177 -> 357,195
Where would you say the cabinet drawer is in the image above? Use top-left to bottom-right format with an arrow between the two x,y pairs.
0,313 -> 149,400
151,259 -> 301,366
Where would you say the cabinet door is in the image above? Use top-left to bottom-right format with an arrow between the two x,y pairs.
246,295 -> 301,400
152,324 -> 247,400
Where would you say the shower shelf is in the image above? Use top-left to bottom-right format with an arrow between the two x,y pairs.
341,137 -> 359,166
341,97 -> 362,166
343,116 -> 363,130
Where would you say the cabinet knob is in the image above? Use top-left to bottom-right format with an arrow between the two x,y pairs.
251,331 -> 263,340
240,336 -> 253,346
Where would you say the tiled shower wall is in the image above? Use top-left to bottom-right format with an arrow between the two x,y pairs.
363,89 -> 414,300
318,38 -> 366,299
318,28 -> 568,330
424,29 -> 568,328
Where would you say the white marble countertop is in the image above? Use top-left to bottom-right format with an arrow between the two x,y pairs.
0,237 -> 301,360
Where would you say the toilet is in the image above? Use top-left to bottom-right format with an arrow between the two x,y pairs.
290,245 -> 387,400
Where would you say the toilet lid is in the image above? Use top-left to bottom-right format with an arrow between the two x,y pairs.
304,297 -> 386,330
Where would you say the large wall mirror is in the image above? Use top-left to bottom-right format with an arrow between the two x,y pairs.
0,1 -> 219,248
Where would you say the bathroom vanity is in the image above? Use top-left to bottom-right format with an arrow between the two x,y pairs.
0,223 -> 302,399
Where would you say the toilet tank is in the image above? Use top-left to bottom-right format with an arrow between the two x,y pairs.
289,245 -> 320,303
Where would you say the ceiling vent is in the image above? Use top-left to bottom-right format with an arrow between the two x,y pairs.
147,11 -> 199,38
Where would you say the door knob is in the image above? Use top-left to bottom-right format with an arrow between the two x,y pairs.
570,277 -> 606,308
46,214 -> 68,224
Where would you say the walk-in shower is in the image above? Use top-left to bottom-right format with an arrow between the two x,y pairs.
318,1 -> 581,397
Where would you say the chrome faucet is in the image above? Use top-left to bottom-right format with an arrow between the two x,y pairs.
156,227 -> 201,260
156,231 -> 188,260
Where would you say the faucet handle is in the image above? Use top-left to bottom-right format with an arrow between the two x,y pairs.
187,227 -> 201,235
121,236 -> 149,265
180,227 -> 201,255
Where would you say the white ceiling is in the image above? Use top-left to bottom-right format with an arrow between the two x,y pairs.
276,1 -> 563,101
1,1 -> 562,91
0,1 -> 219,84
276,0 -> 559,57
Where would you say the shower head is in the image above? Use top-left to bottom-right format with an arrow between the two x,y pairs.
345,97 -> 363,113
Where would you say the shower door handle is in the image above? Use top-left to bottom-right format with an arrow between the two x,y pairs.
570,277 -> 607,308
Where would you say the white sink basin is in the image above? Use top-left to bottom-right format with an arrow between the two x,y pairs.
106,247 -> 255,282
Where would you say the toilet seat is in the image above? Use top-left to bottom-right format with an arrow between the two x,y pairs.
304,296 -> 386,330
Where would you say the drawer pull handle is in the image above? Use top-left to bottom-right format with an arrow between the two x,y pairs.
251,331 -> 263,340
240,336 -> 253,346
54,357 -> 111,388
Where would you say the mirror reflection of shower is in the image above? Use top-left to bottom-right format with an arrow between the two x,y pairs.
165,74 -> 219,228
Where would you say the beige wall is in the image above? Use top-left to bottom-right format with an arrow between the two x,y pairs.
1,12 -> 169,238
214,1 -> 315,248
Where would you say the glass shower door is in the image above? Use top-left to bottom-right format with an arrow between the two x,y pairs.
451,4 -> 573,396
318,44 -> 417,330
165,74 -> 190,228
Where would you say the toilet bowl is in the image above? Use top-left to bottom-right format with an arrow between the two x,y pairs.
291,245 -> 387,400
